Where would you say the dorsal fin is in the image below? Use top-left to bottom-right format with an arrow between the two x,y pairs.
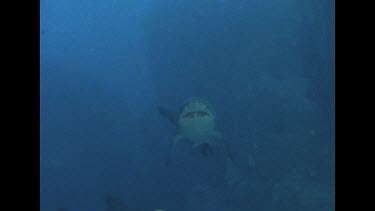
157,106 -> 177,125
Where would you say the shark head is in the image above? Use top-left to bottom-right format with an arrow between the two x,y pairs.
177,99 -> 216,140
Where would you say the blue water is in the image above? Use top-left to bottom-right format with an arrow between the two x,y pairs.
40,0 -> 335,210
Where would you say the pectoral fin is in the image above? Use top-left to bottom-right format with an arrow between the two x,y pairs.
157,106 -> 177,126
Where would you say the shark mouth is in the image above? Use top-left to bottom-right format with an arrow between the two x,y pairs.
182,111 -> 210,118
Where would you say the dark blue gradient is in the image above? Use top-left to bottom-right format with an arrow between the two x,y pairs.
41,1 -> 334,210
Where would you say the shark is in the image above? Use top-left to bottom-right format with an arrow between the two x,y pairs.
158,99 -> 233,166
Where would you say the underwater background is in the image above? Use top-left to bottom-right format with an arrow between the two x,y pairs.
40,0 -> 335,211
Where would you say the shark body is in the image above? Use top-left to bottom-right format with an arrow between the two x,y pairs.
158,99 -> 232,165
